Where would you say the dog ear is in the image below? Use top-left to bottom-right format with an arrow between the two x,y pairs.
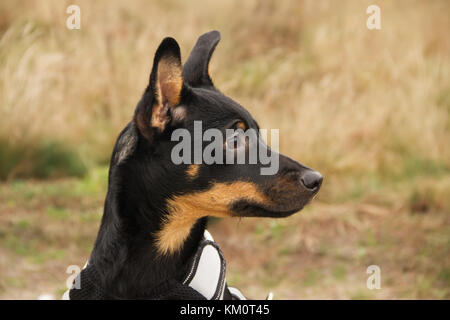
182,30 -> 221,88
134,37 -> 184,141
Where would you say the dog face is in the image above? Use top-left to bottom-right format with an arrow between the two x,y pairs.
111,31 -> 322,254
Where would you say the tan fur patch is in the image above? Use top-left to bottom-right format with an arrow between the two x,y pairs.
151,103 -> 169,130
236,121 -> 247,130
155,181 -> 271,255
158,56 -> 183,106
186,164 -> 200,179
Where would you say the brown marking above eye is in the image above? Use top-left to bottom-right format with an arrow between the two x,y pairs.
155,181 -> 272,255
186,164 -> 200,179
235,121 -> 247,131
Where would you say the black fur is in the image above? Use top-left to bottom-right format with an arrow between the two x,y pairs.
83,31 -> 322,299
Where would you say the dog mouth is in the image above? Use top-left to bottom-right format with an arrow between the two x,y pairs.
230,199 -> 310,218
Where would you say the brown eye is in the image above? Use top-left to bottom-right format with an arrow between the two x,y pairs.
226,131 -> 245,150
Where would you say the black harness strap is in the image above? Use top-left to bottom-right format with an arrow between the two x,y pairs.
68,231 -> 243,300
69,264 -> 206,300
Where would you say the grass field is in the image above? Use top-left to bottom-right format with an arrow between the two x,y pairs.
1,168 -> 448,299
0,0 -> 449,299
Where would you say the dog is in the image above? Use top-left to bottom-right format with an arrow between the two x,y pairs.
68,30 -> 322,300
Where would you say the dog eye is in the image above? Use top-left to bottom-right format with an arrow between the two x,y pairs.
226,131 -> 245,150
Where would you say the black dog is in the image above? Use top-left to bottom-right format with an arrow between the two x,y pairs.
68,31 -> 322,300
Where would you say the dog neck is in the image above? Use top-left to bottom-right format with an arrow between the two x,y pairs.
89,171 -> 207,298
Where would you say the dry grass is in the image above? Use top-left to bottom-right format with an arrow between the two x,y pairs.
0,0 -> 449,299
0,0 -> 448,176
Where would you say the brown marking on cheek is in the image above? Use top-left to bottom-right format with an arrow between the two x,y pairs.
155,181 -> 271,255
186,164 -> 200,180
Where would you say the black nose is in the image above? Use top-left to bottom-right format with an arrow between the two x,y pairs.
300,170 -> 323,191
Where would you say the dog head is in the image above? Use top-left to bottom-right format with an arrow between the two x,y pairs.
110,31 -> 322,254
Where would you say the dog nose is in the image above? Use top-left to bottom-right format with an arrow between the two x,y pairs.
300,170 -> 323,191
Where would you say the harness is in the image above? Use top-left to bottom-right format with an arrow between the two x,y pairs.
64,230 -> 249,300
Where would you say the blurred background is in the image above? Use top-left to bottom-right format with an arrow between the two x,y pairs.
0,0 -> 449,299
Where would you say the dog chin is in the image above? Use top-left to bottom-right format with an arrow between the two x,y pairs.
230,200 -> 310,218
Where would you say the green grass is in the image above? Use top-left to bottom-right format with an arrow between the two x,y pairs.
400,156 -> 449,180
28,249 -> 66,264
350,289 -> 372,300
359,230 -> 378,248
438,268 -> 450,288
31,142 -> 87,179
46,206 -> 70,220
12,219 -> 32,231
0,139 -> 87,180
269,221 -> 286,239
332,265 -> 347,281
3,234 -> 34,256
302,269 -> 322,287
3,166 -> 108,202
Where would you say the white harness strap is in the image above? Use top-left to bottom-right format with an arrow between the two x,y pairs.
193,231 -> 270,300
182,230 -> 227,299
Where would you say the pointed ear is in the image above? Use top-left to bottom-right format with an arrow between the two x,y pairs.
182,30 -> 220,88
135,37 -> 184,141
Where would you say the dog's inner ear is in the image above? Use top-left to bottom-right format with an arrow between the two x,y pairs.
135,37 -> 184,141
182,30 -> 221,88
153,54 -> 183,124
